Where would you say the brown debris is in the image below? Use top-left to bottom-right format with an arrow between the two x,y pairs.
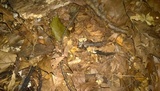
0,0 -> 160,91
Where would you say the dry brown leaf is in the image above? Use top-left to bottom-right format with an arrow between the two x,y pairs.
51,56 -> 64,70
18,61 -> 30,70
0,51 -> 17,73
96,74 -> 104,85
80,82 -> 98,91
86,23 -> 104,41
28,55 -> 43,66
134,72 -> 146,82
71,72 -> 85,89
1,0 -> 159,90
98,43 -> 115,52
38,36 -> 45,44
37,56 -> 53,73
41,74 -> 55,91
110,61 -> 118,73
155,63 -> 160,90
108,33 -> 119,42
111,77 -> 121,87
63,44 -> 70,57
7,71 -> 16,91
68,57 -> 81,65
133,57 -> 144,71
0,4 -> 14,22
51,69 -> 68,90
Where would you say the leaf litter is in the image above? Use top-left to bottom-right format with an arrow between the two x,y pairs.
0,0 -> 160,91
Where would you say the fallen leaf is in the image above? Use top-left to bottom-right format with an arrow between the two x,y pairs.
115,34 -> 124,46
41,74 -> 55,91
7,71 -> 16,91
145,13 -> 155,25
0,51 -> 17,73
68,57 -> 81,65
18,61 -> 30,70
130,13 -> 155,25
0,4 -> 14,22
37,56 -> 53,73
50,16 -> 69,41
51,56 -> 64,70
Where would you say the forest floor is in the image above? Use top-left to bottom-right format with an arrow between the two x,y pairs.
0,0 -> 160,91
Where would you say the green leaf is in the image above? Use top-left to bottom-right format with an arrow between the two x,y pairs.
50,16 -> 68,41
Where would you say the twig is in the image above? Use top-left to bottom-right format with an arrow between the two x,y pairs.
52,1 -> 71,10
60,60 -> 76,91
37,68 -> 42,91
19,66 -> 35,91
107,24 -> 128,34
62,6 -> 80,42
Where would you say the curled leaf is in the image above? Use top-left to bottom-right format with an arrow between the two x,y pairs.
50,16 -> 69,41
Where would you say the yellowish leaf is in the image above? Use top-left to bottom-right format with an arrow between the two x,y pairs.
130,13 -> 155,25
130,14 -> 143,21
145,13 -> 155,25
50,16 -> 69,41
